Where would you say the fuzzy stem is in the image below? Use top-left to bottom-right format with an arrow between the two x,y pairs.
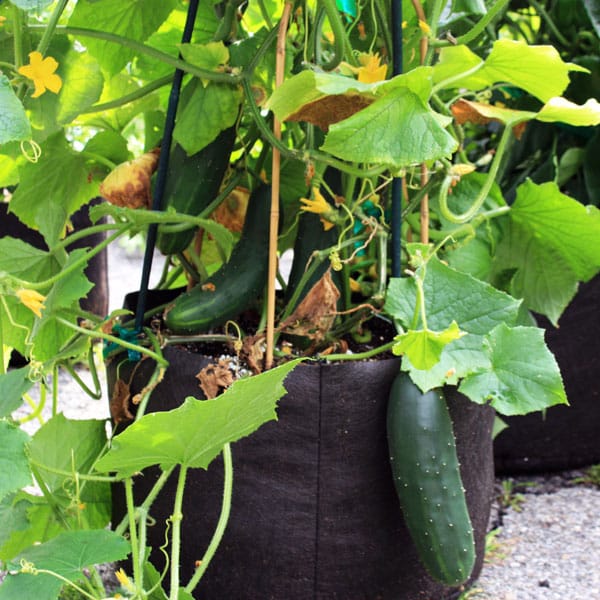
36,0 -> 70,56
169,465 -> 188,599
185,443 -> 233,594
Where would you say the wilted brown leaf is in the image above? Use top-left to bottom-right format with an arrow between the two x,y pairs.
211,186 -> 250,233
279,269 -> 340,342
287,94 -> 373,131
109,379 -> 134,423
99,148 -> 160,209
196,360 -> 234,399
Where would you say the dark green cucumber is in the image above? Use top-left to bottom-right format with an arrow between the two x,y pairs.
387,372 -> 475,586
164,184 -> 271,334
156,125 -> 236,255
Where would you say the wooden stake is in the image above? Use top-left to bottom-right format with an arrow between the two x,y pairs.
265,2 -> 293,371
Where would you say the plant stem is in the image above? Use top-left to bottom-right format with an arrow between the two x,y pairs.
322,339 -> 397,362
125,477 -> 144,596
437,124 -> 513,223
432,0 -> 510,48
115,467 -> 176,537
169,465 -> 188,599
54,317 -> 168,366
80,74 -> 174,114
36,0 -> 69,56
27,458 -> 118,482
12,5 -> 24,70
185,444 -> 233,595
35,26 -> 241,84
528,0 -> 570,47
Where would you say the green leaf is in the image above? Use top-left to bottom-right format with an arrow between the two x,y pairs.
0,420 -> 31,501
459,324 -> 567,415
95,359 -> 302,477
55,49 -> 104,124
173,80 -> 242,155
0,496 -> 64,561
0,238 -> 59,280
385,257 -> 520,390
434,40 -> 587,101
392,321 -> 466,370
0,493 -> 32,560
84,130 -> 132,166
497,180 -> 600,323
0,75 -> 31,143
0,530 -> 130,600
27,415 -> 111,529
68,0 -> 177,76
9,133 -> 98,246
0,152 -> 20,187
0,367 -> 34,417
321,87 -> 457,168
480,40 -> 587,102
536,97 -> 600,126
178,41 -> 230,72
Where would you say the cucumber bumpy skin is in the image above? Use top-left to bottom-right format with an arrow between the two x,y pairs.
156,125 -> 236,256
163,184 -> 271,334
386,372 -> 475,586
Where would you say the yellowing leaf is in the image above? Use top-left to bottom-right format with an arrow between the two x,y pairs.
392,321 -> 466,370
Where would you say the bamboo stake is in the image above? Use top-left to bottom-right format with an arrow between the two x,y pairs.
265,2 -> 293,370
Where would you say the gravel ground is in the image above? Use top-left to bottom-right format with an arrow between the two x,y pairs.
6,239 -> 600,599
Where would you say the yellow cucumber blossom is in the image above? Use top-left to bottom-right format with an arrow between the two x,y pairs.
18,51 -> 62,98
16,288 -> 46,318
356,52 -> 387,84
300,187 -> 337,231
114,568 -> 136,594
418,20 -> 431,35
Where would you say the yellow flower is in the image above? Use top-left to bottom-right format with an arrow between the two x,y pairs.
0,16 -> 6,26
18,51 -> 62,98
300,187 -> 336,231
356,53 -> 387,84
16,289 -> 46,318
418,20 -> 431,36
115,568 -> 136,593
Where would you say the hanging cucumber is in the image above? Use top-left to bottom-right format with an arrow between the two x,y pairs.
164,184 -> 271,334
156,125 -> 236,255
386,372 -> 475,586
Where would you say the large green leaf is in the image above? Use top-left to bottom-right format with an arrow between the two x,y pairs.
434,40 -> 587,101
0,367 -> 34,417
0,493 -> 32,560
95,359 -> 302,477
459,324 -> 567,415
497,180 -> 600,323
321,87 -> 457,168
385,257 -> 521,390
9,133 -> 98,246
173,80 -> 242,155
55,49 -> 104,124
68,0 -> 177,76
0,530 -> 130,600
0,238 -> 59,281
0,420 -> 31,501
0,74 -> 31,144
27,415 -> 111,530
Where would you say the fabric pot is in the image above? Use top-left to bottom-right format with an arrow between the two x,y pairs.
0,199 -> 109,317
494,274 -> 600,474
108,293 -> 495,600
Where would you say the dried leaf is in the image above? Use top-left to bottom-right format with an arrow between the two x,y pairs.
240,335 -> 266,374
109,379 -> 134,423
99,148 -> 160,209
279,270 -> 340,341
211,187 -> 250,233
287,94 -> 373,132
196,360 -> 234,399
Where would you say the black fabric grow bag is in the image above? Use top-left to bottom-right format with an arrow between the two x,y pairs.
108,292 -> 495,599
494,274 -> 600,474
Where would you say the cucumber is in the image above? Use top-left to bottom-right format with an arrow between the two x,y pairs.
164,184 -> 271,334
156,125 -> 236,255
386,372 -> 475,586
